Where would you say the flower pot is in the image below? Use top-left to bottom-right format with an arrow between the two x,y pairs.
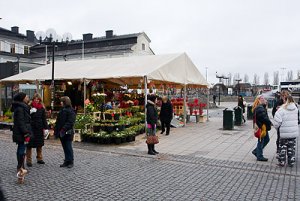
114,137 -> 122,145
121,137 -> 126,143
98,137 -> 104,144
103,137 -> 111,144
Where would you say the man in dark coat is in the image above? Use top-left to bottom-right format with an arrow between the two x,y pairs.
54,96 -> 76,168
159,96 -> 173,135
11,92 -> 32,183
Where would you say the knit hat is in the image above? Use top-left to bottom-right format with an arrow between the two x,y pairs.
13,92 -> 27,102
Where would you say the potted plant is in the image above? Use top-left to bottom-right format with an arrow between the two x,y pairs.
102,134 -> 112,144
112,132 -> 122,144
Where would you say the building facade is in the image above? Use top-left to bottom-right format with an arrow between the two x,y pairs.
0,26 -> 154,112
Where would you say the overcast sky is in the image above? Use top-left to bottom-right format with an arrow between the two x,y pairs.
1,0 -> 299,84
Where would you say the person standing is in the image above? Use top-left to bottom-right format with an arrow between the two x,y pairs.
238,95 -> 246,123
251,95 -> 272,161
272,90 -> 289,155
54,96 -> 76,168
26,94 -> 49,167
11,92 -> 32,183
213,95 -> 217,104
146,95 -> 159,155
273,96 -> 299,167
159,96 -> 173,135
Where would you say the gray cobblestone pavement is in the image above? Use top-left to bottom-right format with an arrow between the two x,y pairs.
0,102 -> 299,200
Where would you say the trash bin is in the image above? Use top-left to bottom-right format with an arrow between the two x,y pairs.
223,108 -> 234,130
234,106 -> 243,126
247,105 -> 253,120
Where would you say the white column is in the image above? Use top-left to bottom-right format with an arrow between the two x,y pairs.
183,85 -> 187,126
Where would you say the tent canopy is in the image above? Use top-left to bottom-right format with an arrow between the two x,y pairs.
1,53 -> 208,87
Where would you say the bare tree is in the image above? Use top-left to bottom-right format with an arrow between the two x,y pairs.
263,72 -> 269,86
286,70 -> 293,81
228,73 -> 232,86
273,71 -> 279,85
253,73 -> 260,85
298,70 -> 300,79
233,73 -> 240,85
243,74 -> 249,83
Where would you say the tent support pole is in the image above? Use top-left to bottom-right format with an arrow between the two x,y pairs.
35,80 -> 40,96
144,76 -> 148,133
83,79 -> 87,115
207,88 -> 209,122
183,84 -> 187,126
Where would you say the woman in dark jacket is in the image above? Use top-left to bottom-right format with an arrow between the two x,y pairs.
251,95 -> 272,161
146,95 -> 159,155
54,96 -> 76,168
159,96 -> 173,135
238,95 -> 246,123
26,93 -> 48,167
12,92 -> 31,183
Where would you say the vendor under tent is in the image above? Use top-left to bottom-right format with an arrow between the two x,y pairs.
0,53 -> 209,125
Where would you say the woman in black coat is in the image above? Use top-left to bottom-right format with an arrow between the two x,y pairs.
146,95 -> 159,155
251,95 -> 272,162
12,92 -> 31,182
159,96 -> 173,135
26,93 -> 48,167
54,96 -> 76,168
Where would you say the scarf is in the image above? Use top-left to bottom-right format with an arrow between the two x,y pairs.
32,101 -> 44,109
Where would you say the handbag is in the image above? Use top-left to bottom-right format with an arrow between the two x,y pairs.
146,135 -> 159,144
253,111 -> 261,138
253,112 -> 266,140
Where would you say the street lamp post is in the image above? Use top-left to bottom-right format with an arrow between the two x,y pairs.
235,79 -> 242,96
37,32 -> 68,110
216,73 -> 224,106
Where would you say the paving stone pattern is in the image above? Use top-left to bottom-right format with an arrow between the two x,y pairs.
0,102 -> 299,200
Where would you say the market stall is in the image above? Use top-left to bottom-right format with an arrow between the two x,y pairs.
0,53 -> 209,143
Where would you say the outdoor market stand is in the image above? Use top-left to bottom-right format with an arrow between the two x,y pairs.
0,53 -> 209,142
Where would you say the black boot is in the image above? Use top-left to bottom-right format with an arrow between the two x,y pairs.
147,144 -> 155,155
152,144 -> 159,154
17,155 -> 22,171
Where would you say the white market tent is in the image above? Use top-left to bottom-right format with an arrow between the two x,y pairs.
0,53 -> 209,124
0,53 -> 209,87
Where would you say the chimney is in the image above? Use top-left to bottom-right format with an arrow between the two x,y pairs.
83,33 -> 93,41
11,26 -> 19,34
26,30 -> 35,42
106,30 -> 113,38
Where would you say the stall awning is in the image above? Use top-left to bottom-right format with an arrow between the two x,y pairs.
1,53 -> 208,87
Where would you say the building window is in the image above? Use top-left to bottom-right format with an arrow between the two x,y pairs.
142,43 -> 145,50
10,44 -> 15,54
24,46 -> 29,55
